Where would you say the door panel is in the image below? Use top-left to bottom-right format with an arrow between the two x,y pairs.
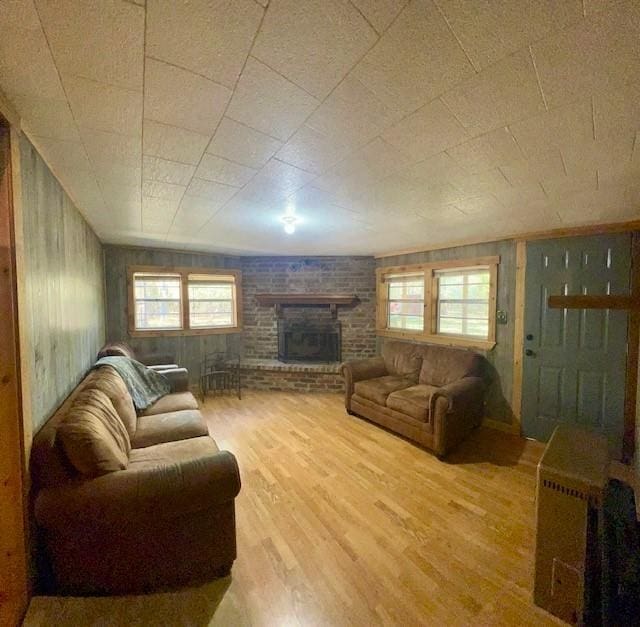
521,234 -> 631,458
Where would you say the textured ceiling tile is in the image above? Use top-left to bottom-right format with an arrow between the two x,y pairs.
142,180 -> 186,202
382,99 -> 469,162
306,74 -> 403,147
453,168 -> 513,197
195,153 -> 257,187
435,0 -> 582,70
146,0 -> 263,90
206,117 -> 283,169
254,158 -> 316,194
143,156 -> 196,186
99,181 -> 142,208
0,0 -> 67,101
94,161 -> 142,189
353,0 -> 475,116
455,194 -> 505,216
509,99 -> 594,162
499,150 -> 566,186
81,129 -> 141,169
64,76 -> 142,136
493,182 -> 548,210
350,0 -> 410,33
226,57 -> 320,140
402,151 -> 465,183
446,127 -> 523,173
144,58 -> 231,135
594,87 -> 640,144
30,136 -> 92,174
252,0 -> 377,99
11,95 -> 80,142
275,124 -> 353,173
185,178 -> 238,208
35,0 -> 144,91
142,195 -> 180,218
441,49 -> 546,136
143,120 -> 210,165
531,1 -> 640,109
354,137 -> 414,177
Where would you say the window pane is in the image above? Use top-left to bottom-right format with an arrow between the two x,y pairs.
188,277 -> 236,328
134,274 -> 182,330
387,273 -> 424,331
436,268 -> 491,339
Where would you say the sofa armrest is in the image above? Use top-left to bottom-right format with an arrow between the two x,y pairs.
148,364 -> 179,371
36,449 -> 241,529
340,356 -> 387,410
139,352 -> 176,367
431,377 -> 485,457
160,367 -> 189,393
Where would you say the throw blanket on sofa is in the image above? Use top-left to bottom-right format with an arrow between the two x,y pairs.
93,356 -> 171,411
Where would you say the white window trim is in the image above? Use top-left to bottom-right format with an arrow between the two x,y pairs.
376,256 -> 499,350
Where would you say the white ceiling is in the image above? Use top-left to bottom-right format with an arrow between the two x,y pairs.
0,0 -> 638,256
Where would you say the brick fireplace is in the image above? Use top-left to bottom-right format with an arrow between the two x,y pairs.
237,256 -> 377,392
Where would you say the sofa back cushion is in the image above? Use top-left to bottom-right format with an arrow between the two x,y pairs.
419,345 -> 485,387
84,366 -> 137,437
381,340 -> 422,379
97,341 -> 135,360
58,389 -> 131,477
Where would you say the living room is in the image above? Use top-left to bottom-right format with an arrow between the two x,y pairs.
1,1 -> 639,625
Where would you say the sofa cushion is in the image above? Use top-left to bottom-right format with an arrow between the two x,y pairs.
419,345 -> 484,387
381,340 -> 422,378
58,389 -> 130,477
140,391 -> 199,416
131,410 -> 209,449
354,375 -> 414,406
386,384 -> 439,422
84,366 -> 137,437
128,435 -> 219,470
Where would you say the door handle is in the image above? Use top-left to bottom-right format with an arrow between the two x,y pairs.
525,349 -> 535,357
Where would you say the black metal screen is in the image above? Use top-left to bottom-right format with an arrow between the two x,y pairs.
277,319 -> 341,363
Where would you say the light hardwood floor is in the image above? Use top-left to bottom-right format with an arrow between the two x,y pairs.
24,391 -> 562,626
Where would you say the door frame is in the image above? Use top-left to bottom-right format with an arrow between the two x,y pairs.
512,232 -> 639,461
0,116 -> 29,625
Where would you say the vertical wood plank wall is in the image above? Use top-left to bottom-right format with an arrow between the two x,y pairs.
19,136 -> 105,432
376,240 -> 517,427
104,245 -> 242,380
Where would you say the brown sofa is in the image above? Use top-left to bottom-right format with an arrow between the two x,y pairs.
31,364 -> 241,595
97,341 -> 177,370
341,340 -> 488,457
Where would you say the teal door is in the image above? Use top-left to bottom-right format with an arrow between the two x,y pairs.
521,234 -> 631,458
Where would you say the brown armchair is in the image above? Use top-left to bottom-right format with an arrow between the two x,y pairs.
341,340 -> 487,457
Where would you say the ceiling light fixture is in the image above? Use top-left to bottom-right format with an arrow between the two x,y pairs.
280,213 -> 298,235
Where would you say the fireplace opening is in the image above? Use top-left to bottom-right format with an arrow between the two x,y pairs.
277,319 -> 341,363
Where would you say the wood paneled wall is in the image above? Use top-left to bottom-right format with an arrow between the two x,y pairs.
19,136 -> 105,432
104,245 -> 242,380
377,240 -> 517,426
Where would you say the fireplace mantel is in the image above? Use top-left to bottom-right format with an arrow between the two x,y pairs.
255,293 -> 359,318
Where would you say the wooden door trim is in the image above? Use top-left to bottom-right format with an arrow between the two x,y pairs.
0,118 -> 29,625
511,240 -> 526,436
623,232 -> 639,462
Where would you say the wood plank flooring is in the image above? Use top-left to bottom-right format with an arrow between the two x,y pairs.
24,391 -> 562,626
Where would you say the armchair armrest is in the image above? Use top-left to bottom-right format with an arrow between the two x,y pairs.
431,377 -> 485,457
160,367 -> 189,393
36,449 -> 241,529
340,356 -> 388,410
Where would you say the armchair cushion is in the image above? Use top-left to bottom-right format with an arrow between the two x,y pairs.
354,375 -> 415,406
58,389 -> 130,477
84,366 -> 137,437
140,391 -> 199,416
382,341 -> 422,378
419,345 -> 485,387
386,384 -> 439,422
132,410 -> 208,449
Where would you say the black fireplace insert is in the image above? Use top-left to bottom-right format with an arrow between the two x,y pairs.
277,319 -> 341,363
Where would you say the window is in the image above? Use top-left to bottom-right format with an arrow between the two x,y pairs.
188,274 -> 237,329
133,273 -> 182,330
128,266 -> 242,336
387,273 -> 424,331
376,256 -> 498,349
436,268 -> 490,338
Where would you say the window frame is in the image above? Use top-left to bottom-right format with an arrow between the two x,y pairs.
127,265 -> 242,337
376,256 -> 499,350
